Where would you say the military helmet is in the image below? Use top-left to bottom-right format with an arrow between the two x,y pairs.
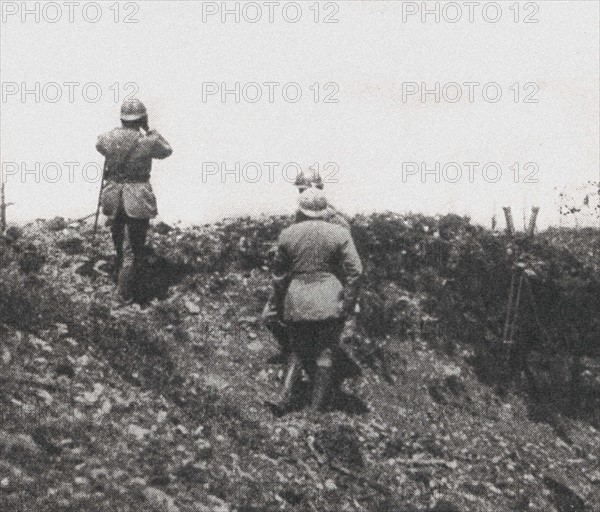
295,172 -> 312,192
298,188 -> 329,218
120,98 -> 147,121
295,170 -> 325,192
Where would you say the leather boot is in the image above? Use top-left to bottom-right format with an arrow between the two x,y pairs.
117,262 -> 136,303
266,352 -> 302,416
310,364 -> 333,412
112,253 -> 123,284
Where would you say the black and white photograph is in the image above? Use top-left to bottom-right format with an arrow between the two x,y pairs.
1,1 -> 599,510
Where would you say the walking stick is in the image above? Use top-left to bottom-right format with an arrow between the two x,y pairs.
92,160 -> 107,244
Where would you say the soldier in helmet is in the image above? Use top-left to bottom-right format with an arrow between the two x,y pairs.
294,169 -> 351,230
96,99 -> 172,303
266,188 -> 363,414
263,169 -> 353,359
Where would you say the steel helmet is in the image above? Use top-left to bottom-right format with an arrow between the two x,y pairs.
298,188 -> 329,218
120,98 -> 147,121
295,170 -> 325,192
295,172 -> 312,192
306,166 -> 324,190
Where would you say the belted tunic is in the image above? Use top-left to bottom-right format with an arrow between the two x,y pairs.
96,127 -> 172,219
271,220 -> 363,322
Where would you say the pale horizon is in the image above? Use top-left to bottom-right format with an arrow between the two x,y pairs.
1,1 -> 599,229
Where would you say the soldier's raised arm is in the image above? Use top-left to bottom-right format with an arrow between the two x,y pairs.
147,130 -> 173,159
95,133 -> 109,156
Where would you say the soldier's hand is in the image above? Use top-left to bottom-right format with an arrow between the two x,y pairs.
341,316 -> 358,343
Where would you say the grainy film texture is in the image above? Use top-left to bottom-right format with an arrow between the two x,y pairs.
0,1 -> 599,511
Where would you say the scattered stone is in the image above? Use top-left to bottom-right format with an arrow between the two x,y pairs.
97,399 -> 112,416
57,235 -> 84,255
195,439 -> 213,460
55,323 -> 69,336
154,222 -> 174,235
238,316 -> 258,325
0,431 -> 42,460
55,363 -> 75,379
175,425 -> 189,435
128,425 -> 151,441
206,495 -> 231,512
203,374 -> 229,390
45,217 -> 68,231
4,225 -> 23,243
93,259 -> 111,276
74,476 -> 89,486
36,389 -> 53,405
17,244 -> 46,273
129,477 -> 147,487
142,486 -> 180,512
324,479 -> 337,491
248,340 -> 263,352
588,470 -> 600,483
90,468 -> 109,481
82,383 -> 104,404
0,460 -> 34,484
185,301 -> 201,314
431,500 -> 461,512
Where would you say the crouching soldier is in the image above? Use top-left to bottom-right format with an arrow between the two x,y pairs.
96,99 -> 172,303
265,188 -> 363,415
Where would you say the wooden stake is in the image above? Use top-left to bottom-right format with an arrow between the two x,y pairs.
0,181 -> 5,233
503,207 -> 515,236
526,207 -> 540,237
0,182 -> 12,233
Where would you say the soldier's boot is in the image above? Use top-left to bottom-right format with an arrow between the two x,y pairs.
266,352 -> 302,416
310,349 -> 333,412
110,221 -> 125,282
113,253 -> 124,283
117,259 -> 139,304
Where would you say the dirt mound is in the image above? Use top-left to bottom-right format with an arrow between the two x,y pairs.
1,213 -> 599,511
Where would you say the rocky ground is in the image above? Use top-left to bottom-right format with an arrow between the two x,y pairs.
0,215 -> 599,511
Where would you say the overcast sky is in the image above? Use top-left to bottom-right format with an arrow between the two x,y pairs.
1,0 -> 598,228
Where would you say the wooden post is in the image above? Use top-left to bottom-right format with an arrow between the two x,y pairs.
1,181 -> 6,233
502,207 -> 515,236
526,207 -> 540,237
1,182 -> 15,234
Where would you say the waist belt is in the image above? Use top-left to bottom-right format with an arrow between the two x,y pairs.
292,271 -> 338,281
108,176 -> 148,184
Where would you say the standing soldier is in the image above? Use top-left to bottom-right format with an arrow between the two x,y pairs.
96,99 -> 172,303
263,170 -> 353,361
266,188 -> 363,414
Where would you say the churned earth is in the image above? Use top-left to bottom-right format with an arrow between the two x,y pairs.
0,216 -> 599,511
